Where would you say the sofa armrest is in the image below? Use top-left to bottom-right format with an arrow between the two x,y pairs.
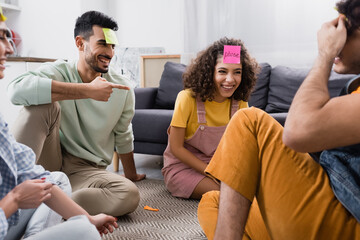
134,87 -> 158,109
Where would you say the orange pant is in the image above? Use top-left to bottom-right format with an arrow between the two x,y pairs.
198,191 -> 271,240
197,107 -> 360,240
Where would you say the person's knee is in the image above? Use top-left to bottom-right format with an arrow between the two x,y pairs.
110,181 -> 140,216
49,102 -> 61,120
198,190 -> 220,240
231,107 -> 279,134
18,102 -> 61,132
122,183 -> 140,213
52,101 -> 61,111
198,190 -> 220,215
198,190 -> 220,223
235,107 -> 267,121
45,102 -> 61,124
24,102 -> 60,114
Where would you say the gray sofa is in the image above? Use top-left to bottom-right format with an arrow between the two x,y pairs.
132,61 -> 355,156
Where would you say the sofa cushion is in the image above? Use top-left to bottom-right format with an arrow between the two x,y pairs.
155,62 -> 186,109
269,112 -> 288,126
265,66 -> 309,113
134,87 -> 157,109
132,109 -> 173,144
265,66 -> 355,113
328,72 -> 357,97
248,62 -> 271,110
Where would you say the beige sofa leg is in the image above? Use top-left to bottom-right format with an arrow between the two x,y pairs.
113,151 -> 119,172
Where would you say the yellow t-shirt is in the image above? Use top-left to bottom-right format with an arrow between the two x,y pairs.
171,89 -> 248,139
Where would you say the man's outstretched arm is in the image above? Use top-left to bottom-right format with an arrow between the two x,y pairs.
51,76 -> 129,102
7,65 -> 129,106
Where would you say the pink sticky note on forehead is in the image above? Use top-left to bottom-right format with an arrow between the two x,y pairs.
223,45 -> 241,64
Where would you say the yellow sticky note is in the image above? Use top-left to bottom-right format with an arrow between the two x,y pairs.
102,28 -> 118,45
0,7 -> 7,21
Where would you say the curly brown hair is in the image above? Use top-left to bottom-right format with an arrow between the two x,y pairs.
183,37 -> 259,102
336,0 -> 360,35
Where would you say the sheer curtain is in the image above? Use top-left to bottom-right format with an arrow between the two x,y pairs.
184,0 -> 338,67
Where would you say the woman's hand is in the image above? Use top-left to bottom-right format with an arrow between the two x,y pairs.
89,213 -> 119,236
12,179 -> 53,209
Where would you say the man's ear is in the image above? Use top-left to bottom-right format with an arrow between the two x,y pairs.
75,36 -> 85,51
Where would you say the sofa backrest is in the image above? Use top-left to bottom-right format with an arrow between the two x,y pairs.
249,64 -> 356,113
153,61 -> 275,110
153,61 -> 356,113
248,63 -> 272,110
154,61 -> 186,109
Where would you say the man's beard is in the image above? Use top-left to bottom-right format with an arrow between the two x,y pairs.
84,49 -> 110,74
334,61 -> 360,75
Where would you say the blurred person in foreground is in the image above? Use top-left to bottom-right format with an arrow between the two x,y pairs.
198,0 -> 360,239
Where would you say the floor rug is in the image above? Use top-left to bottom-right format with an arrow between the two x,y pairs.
103,179 -> 207,240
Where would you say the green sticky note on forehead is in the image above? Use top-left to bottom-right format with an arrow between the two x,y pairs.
102,28 -> 118,45
0,7 -> 7,21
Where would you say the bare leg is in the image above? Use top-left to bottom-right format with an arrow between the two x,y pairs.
198,190 -> 271,240
190,177 -> 219,199
214,182 -> 251,240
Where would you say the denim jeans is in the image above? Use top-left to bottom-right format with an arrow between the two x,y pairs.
320,143 -> 360,222
25,215 -> 100,240
23,171 -> 72,238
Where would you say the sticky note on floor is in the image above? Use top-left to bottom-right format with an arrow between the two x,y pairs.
144,205 -> 159,212
223,45 -> 241,64
103,28 -> 118,45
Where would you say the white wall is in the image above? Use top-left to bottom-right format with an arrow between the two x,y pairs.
5,0 -> 81,60
248,0 -> 338,67
4,0 -> 113,60
4,0 -> 339,66
110,0 -> 184,54
184,0 -> 339,68
4,0 -> 184,59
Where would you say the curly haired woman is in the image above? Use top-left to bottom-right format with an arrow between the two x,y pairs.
161,37 -> 259,199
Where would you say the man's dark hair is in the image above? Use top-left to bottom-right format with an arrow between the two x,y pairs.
336,0 -> 360,35
74,11 -> 118,40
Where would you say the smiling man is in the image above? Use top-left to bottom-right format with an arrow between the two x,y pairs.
197,0 -> 360,239
7,11 -> 145,217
